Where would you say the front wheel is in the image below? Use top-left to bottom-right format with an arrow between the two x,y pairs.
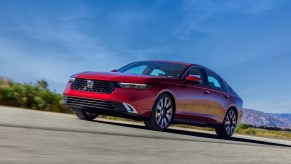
215,109 -> 237,137
74,109 -> 98,121
144,94 -> 174,131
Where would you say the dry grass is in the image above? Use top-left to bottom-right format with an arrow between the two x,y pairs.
235,128 -> 291,139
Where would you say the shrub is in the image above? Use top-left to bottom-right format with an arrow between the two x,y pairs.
0,77 -> 69,113
237,124 -> 249,129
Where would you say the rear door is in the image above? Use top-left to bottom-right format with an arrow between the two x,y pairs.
203,69 -> 231,123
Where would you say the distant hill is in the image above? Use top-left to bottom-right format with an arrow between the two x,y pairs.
241,108 -> 291,129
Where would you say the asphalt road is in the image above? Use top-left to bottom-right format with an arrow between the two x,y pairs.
0,106 -> 290,164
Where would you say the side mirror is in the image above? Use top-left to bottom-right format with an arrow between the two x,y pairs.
185,75 -> 201,84
111,69 -> 117,72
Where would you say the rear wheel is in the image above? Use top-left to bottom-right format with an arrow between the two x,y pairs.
144,94 -> 174,131
74,109 -> 98,121
215,109 -> 237,137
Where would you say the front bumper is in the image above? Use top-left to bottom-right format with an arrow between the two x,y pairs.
63,96 -> 145,120
63,83 -> 157,116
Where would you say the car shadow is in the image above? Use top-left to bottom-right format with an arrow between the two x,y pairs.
93,119 -> 291,148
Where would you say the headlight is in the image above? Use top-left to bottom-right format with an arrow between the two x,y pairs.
118,82 -> 152,89
68,77 -> 76,83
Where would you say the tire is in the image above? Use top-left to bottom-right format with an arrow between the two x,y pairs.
144,94 -> 174,131
74,109 -> 98,121
215,109 -> 237,137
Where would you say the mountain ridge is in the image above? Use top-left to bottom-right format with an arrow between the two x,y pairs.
241,108 -> 291,129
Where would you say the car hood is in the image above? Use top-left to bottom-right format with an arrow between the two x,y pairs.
73,71 -> 156,83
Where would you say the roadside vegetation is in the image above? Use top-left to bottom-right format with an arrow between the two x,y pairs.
0,76 -> 290,139
235,124 -> 291,139
0,77 -> 68,113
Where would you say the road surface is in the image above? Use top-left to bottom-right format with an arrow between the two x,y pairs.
0,106 -> 290,164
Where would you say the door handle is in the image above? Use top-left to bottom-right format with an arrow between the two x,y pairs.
203,90 -> 210,94
224,94 -> 230,98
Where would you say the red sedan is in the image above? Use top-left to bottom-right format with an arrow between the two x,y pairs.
63,60 -> 243,137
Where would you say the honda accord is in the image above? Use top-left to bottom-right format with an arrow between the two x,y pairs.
63,60 -> 243,137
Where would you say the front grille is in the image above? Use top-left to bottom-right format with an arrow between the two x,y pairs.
71,78 -> 116,94
65,96 -> 127,112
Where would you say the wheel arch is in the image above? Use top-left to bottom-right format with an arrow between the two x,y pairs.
227,106 -> 238,119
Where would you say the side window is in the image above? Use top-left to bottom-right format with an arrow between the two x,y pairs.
150,69 -> 166,76
221,80 -> 231,92
206,70 -> 223,89
184,67 -> 203,85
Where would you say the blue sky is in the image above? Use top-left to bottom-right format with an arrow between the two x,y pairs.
0,0 -> 291,113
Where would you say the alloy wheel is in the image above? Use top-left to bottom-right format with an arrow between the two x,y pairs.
225,110 -> 237,136
155,97 -> 173,128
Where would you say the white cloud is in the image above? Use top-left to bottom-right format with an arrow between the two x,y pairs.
174,0 -> 284,40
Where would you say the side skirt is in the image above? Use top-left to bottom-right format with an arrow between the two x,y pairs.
173,118 -> 221,128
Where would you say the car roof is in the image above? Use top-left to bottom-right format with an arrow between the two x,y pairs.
141,60 -> 200,67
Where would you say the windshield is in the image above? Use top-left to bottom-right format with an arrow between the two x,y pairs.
117,61 -> 186,79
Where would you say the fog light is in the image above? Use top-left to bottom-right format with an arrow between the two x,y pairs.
123,103 -> 138,114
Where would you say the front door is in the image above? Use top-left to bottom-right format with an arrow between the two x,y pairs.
175,67 -> 210,123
